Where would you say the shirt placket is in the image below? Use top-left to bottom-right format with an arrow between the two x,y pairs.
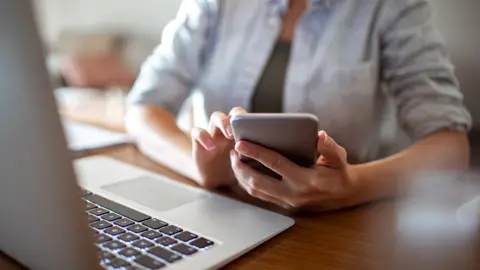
284,6 -> 327,113
232,5 -> 282,111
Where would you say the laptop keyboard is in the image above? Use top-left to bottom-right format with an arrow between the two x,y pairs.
82,191 -> 215,269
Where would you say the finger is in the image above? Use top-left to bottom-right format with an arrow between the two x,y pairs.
226,107 -> 247,140
317,131 -> 347,168
230,151 -> 289,205
230,151 -> 292,209
228,107 -> 248,117
235,141 -> 302,180
191,127 -> 214,150
236,174 -> 290,208
209,111 -> 233,139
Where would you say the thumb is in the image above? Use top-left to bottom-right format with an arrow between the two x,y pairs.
228,107 -> 248,117
317,131 -> 347,168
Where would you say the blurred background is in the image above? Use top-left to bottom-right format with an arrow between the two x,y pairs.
31,0 -> 480,162
32,0 -> 184,135
35,0 -> 180,74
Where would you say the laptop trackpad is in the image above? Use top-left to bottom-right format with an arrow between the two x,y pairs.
101,176 -> 205,212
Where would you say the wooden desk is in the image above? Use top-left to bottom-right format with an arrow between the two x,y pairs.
2,90 -> 479,269
3,144 -> 478,270
83,146 -> 480,269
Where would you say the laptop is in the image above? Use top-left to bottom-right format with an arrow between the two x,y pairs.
0,2 -> 294,270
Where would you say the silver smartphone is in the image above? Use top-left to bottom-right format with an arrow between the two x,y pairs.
230,113 -> 319,179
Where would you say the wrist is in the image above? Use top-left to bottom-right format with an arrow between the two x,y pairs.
341,164 -> 368,207
347,164 -> 362,191
344,162 -> 397,207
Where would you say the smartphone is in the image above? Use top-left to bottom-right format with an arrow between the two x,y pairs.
230,113 -> 319,179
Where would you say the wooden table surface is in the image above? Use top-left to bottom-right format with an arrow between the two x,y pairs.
2,90 -> 479,269
4,145 -> 478,270
85,145 -> 480,270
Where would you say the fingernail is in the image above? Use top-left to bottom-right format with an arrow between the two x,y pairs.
226,126 -> 233,137
206,140 -> 214,150
318,131 -> 327,143
230,150 -> 236,158
235,142 -> 249,154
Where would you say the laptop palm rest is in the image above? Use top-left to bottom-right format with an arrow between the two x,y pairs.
101,176 -> 206,212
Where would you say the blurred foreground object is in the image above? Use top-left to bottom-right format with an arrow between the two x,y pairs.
457,196 -> 480,226
367,172 -> 480,270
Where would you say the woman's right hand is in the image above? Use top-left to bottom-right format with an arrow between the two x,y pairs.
191,107 -> 247,189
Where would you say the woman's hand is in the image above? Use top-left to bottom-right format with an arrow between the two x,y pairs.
231,131 -> 358,210
191,107 -> 247,189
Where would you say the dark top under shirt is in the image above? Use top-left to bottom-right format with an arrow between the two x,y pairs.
250,41 -> 292,113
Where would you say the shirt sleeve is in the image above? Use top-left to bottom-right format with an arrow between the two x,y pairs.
127,0 -> 215,116
380,0 -> 472,140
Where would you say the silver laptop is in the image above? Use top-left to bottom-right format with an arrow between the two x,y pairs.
0,2 -> 294,270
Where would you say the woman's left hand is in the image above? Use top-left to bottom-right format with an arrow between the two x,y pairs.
231,131 -> 358,210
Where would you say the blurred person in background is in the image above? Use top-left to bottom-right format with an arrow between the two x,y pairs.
126,0 -> 471,210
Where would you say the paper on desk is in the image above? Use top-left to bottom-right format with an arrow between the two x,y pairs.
62,120 -> 132,153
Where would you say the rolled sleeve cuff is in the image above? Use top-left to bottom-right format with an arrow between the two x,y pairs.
403,102 -> 472,140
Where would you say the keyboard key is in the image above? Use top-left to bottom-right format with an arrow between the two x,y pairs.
99,250 -> 116,261
141,230 -> 162,240
171,243 -> 198,256
87,215 -> 99,223
125,267 -> 143,270
127,224 -> 148,233
103,240 -> 126,251
132,239 -> 154,249
142,219 -> 168,229
134,255 -> 166,269
114,218 -> 134,227
118,247 -> 141,258
102,213 -> 121,221
85,194 -> 150,222
174,231 -> 197,242
88,208 -> 109,216
104,226 -> 125,236
82,190 -> 92,197
148,246 -> 182,263
190,237 -> 214,249
90,227 -> 99,235
107,258 -> 130,268
155,237 -> 177,247
91,221 -> 112,230
94,234 -> 112,244
85,202 -> 97,210
118,232 -> 139,243
159,225 -> 182,236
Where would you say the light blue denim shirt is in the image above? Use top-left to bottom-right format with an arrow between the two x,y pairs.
128,0 -> 471,163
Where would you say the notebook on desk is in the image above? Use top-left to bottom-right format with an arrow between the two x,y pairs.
62,119 -> 132,153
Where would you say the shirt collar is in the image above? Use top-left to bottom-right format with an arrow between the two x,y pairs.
267,0 -> 333,12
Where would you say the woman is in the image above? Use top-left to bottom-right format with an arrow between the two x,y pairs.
126,0 -> 471,210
